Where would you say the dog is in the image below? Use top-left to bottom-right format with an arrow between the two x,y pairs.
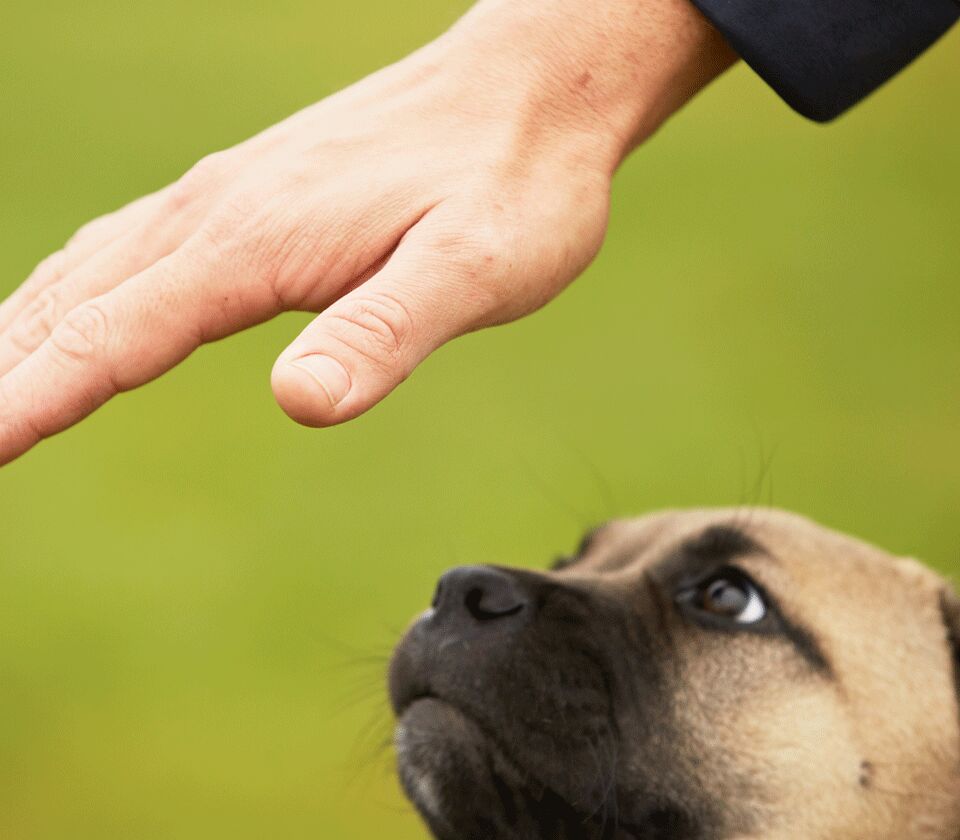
388,508 -> 960,839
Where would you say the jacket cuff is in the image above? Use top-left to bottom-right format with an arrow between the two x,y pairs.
688,0 -> 960,122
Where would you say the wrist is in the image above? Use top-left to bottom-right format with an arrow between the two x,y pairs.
436,0 -> 737,171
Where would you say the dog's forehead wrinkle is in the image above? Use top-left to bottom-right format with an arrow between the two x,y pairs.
679,522 -> 765,560
574,510 -> 784,577
573,513 -> 683,569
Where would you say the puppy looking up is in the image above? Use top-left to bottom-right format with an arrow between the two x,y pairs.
389,508 -> 960,839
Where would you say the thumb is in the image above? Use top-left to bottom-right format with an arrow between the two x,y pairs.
271,232 -> 478,427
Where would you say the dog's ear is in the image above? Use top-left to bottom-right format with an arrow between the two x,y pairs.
939,587 -> 960,712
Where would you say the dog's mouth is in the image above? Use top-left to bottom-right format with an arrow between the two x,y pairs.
388,614 -> 636,840
393,693 -> 511,803
395,695 -> 623,840
394,695 -> 503,839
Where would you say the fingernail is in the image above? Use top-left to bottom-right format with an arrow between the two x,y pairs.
290,355 -> 351,407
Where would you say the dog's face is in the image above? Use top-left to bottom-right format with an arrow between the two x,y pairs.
389,509 -> 960,839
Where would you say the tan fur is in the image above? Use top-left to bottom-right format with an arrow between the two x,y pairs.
561,508 -> 960,839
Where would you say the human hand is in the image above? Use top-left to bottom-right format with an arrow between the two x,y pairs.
0,0 -> 735,465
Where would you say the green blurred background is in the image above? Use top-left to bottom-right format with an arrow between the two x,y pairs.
1,2 -> 958,837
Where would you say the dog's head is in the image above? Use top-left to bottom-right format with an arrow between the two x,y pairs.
389,509 -> 960,839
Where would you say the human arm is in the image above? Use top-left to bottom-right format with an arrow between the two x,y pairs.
0,0 -> 736,464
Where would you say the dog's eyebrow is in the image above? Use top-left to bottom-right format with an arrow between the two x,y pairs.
679,524 -> 833,676
679,524 -> 765,564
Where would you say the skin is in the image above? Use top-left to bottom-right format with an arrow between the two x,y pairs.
0,0 -> 737,465
390,509 -> 960,839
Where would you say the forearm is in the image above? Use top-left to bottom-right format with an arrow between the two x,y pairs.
434,0 -> 739,171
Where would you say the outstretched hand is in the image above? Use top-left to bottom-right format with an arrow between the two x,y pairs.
0,0 -> 735,465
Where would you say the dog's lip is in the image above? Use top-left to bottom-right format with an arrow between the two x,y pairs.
397,691 -> 438,716
395,691 -> 494,756
396,695 -> 605,835
396,689 -> 470,723
388,666 -> 434,717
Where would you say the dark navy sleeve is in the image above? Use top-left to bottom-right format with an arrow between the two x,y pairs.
687,0 -> 960,122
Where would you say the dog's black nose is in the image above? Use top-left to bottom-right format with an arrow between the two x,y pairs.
432,566 -> 528,623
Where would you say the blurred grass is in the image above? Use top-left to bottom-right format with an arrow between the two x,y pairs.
1,2 -> 958,837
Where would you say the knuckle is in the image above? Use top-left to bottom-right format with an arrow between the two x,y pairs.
329,292 -> 415,367
169,150 -> 231,211
197,191 -> 308,309
190,194 -> 263,271
10,286 -> 63,354
50,303 -> 111,365
66,216 -> 109,250
197,187 -> 266,246
28,250 -> 67,286
213,188 -> 262,229
0,380 -> 43,447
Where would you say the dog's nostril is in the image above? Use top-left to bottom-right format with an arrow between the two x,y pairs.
464,586 -> 525,621
431,580 -> 443,610
432,565 -> 530,624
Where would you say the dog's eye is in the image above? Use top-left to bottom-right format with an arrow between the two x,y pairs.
678,570 -> 766,625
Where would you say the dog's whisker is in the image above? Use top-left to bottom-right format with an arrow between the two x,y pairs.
384,508 -> 960,839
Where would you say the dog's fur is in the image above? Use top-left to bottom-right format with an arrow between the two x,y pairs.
389,508 -> 960,839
